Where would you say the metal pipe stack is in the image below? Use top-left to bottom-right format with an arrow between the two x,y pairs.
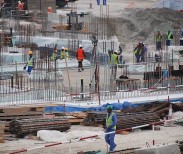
83,112 -> 160,129
9,117 -> 71,137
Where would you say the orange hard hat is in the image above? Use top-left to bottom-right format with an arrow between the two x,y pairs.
65,48 -> 68,51
28,50 -> 33,55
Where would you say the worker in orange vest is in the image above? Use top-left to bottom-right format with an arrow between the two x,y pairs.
76,44 -> 86,72
18,1 -> 24,11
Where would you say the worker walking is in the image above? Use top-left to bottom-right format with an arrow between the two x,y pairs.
76,44 -> 86,72
155,31 -> 162,51
23,50 -> 34,75
51,48 -> 57,61
105,105 -> 117,152
166,30 -> 173,46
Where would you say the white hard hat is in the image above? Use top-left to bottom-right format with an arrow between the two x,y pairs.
79,44 -> 82,48
18,1 -> 21,3
62,47 -> 64,50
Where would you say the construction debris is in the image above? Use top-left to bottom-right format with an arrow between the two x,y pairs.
83,112 -> 159,129
9,117 -> 71,137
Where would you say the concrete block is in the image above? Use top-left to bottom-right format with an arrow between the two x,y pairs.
134,143 -> 181,154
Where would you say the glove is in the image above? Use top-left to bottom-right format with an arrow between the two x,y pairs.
23,66 -> 26,70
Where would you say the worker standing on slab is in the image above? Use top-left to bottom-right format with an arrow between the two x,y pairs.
134,43 -> 141,63
155,31 -> 162,51
60,47 -> 66,60
51,48 -> 57,61
76,44 -> 86,72
110,51 -> 119,79
23,50 -> 34,75
105,105 -> 117,152
18,1 -> 24,11
166,30 -> 173,46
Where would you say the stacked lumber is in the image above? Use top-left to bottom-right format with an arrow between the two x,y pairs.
83,112 -> 159,129
9,117 -> 71,137
0,105 -> 44,132
66,112 -> 87,124
0,122 -> 5,143
121,101 -> 183,118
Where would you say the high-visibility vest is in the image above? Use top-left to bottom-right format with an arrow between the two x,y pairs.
156,34 -> 162,42
166,32 -> 172,40
134,48 -> 141,56
77,48 -> 84,60
28,57 -> 33,66
60,51 -> 69,59
106,112 -> 116,130
51,52 -> 57,60
111,54 -> 118,65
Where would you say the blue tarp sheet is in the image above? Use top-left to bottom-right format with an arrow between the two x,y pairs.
45,98 -> 183,113
45,101 -> 139,113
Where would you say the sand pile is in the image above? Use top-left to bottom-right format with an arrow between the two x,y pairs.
110,8 -> 183,44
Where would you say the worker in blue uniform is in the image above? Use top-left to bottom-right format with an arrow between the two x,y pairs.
105,105 -> 117,152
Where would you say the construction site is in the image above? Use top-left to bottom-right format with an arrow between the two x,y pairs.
0,0 -> 183,153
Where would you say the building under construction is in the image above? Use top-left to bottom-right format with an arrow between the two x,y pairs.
0,0 -> 183,153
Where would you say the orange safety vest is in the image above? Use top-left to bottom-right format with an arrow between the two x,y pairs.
77,48 -> 84,60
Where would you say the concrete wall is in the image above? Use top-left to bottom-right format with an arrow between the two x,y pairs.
28,0 -> 56,13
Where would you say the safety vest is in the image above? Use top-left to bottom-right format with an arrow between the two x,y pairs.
106,112 -> 116,130
111,54 -> 118,65
51,52 -> 57,61
134,48 -> 141,56
60,51 -> 69,59
166,32 -> 172,40
156,34 -> 162,42
77,48 -> 84,60
28,57 -> 33,66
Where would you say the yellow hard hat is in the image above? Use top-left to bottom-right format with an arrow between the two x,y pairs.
65,48 -> 68,51
28,50 -> 33,55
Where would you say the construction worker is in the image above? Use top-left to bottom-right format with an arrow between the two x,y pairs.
180,30 -> 183,46
23,50 -> 34,75
51,48 -> 57,61
166,30 -> 173,46
155,31 -> 162,51
60,47 -> 69,60
18,1 -> 24,11
140,42 -> 147,62
105,105 -> 117,152
76,44 -> 86,72
110,50 -> 119,79
134,43 -> 141,63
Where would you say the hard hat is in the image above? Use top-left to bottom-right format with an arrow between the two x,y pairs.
54,49 -> 57,52
79,44 -> 82,48
65,48 -> 68,51
18,1 -> 21,3
107,105 -> 113,110
62,47 -> 65,50
114,50 -> 118,54
28,50 -> 32,55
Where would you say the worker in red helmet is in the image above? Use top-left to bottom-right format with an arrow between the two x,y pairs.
76,44 -> 86,72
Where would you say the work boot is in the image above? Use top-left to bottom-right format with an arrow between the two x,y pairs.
81,68 -> 84,71
78,69 -> 82,72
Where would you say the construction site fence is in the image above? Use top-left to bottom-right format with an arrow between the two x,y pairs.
1,76 -> 183,105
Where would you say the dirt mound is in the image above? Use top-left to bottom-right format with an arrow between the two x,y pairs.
112,8 -> 183,44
